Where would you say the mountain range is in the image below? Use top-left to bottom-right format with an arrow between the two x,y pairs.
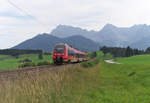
51,24 -> 150,49
13,24 -> 150,52
13,34 -> 99,52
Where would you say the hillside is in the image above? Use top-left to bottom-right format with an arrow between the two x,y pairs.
63,35 -> 99,51
12,34 -> 99,52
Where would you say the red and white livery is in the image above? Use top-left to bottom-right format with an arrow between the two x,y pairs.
52,43 -> 88,64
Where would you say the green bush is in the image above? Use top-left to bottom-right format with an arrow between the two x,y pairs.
93,58 -> 100,64
19,61 -> 51,68
88,51 -> 104,59
81,62 -> 93,68
19,62 -> 36,68
104,53 -> 113,59
96,51 -> 104,58
81,58 -> 100,68
37,61 -> 51,66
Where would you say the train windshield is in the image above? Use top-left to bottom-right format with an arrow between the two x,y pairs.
54,45 -> 65,53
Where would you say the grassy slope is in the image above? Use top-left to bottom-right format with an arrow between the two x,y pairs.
94,62 -> 150,103
86,55 -> 150,103
116,54 -> 150,64
0,54 -> 52,70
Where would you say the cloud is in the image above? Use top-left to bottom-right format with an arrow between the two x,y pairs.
0,0 -> 150,48
0,11 -> 36,21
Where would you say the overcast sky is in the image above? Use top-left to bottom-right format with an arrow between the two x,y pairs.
0,0 -> 150,49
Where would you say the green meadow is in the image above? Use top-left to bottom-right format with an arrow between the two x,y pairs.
88,54 -> 150,102
116,54 -> 150,64
0,53 -> 150,102
92,62 -> 150,102
0,54 -> 52,70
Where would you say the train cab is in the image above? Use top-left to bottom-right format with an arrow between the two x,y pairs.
52,43 -> 68,64
52,43 -> 88,64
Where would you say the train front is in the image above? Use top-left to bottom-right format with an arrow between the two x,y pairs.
52,43 -> 68,64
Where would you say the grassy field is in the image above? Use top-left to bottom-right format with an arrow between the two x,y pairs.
116,54 -> 150,64
87,54 -> 150,102
89,62 -> 150,102
0,55 -> 10,58
0,53 -> 150,102
0,54 -> 52,70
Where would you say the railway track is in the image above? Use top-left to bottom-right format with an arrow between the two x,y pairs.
0,64 -> 78,81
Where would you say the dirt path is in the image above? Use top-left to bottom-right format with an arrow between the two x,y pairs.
105,59 -> 121,64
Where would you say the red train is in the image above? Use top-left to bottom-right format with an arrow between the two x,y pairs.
52,43 -> 88,64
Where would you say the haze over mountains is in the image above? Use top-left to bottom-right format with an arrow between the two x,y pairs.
51,24 -> 150,49
13,24 -> 150,52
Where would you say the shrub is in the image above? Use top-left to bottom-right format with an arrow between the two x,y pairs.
19,62 -> 36,68
37,61 -> 51,66
104,53 -> 113,59
96,51 -> 104,58
38,53 -> 43,60
81,62 -> 93,68
81,58 -> 100,68
92,58 -> 100,64
88,51 -> 104,59
88,52 -> 97,59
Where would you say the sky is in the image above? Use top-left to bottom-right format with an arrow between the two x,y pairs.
0,0 -> 150,49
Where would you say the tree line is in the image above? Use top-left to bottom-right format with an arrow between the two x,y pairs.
0,49 -> 43,57
100,46 -> 150,57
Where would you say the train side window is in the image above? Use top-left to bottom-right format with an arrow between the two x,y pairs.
68,49 -> 71,55
71,50 -> 75,56
79,54 -> 82,58
76,53 -> 79,58
68,49 -> 75,56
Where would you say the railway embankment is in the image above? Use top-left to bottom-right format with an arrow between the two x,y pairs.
0,59 -> 101,103
0,64 -> 79,81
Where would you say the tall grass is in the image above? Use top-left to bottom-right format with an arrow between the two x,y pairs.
1,54 -> 150,103
0,63 -> 101,103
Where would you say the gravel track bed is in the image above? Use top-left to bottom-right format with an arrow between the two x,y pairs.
0,64 -> 78,81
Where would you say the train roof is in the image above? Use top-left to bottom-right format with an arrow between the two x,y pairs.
55,43 -> 66,46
